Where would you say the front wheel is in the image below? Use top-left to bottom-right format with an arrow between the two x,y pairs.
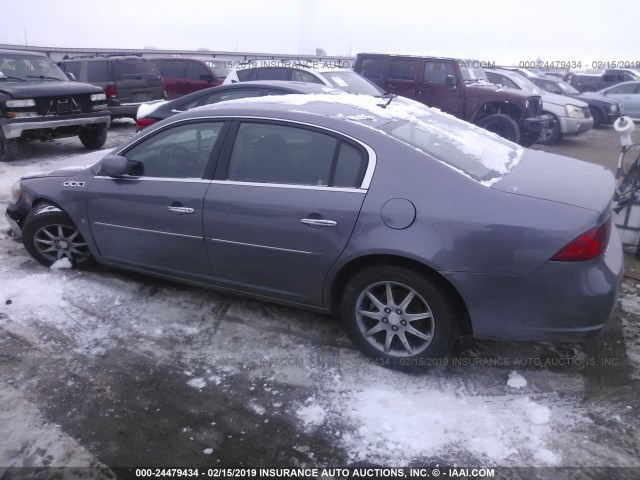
476,114 -> 521,144
0,132 -> 18,162
22,204 -> 95,268
79,124 -> 108,149
537,116 -> 561,144
589,108 -> 602,128
341,265 -> 458,370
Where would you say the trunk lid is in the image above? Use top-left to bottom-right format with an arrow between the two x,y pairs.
492,149 -> 614,213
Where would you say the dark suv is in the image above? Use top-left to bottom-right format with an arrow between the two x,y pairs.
58,55 -> 165,118
354,53 -> 551,146
0,49 -> 110,162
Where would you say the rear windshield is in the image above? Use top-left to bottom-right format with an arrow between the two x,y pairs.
319,70 -> 384,95
382,112 -> 523,185
113,58 -> 159,77
0,53 -> 67,82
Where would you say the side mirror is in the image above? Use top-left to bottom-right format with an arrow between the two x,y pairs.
445,75 -> 457,87
66,72 -> 76,81
99,155 -> 129,177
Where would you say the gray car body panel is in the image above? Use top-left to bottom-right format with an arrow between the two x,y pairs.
7,98 -> 622,341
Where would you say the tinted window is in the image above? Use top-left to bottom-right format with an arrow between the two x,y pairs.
113,58 -> 159,77
124,122 -> 223,178
255,67 -> 290,81
358,58 -> 386,81
187,62 -> 210,81
389,60 -> 416,81
292,69 -> 324,84
608,83 -> 639,94
487,72 -> 518,89
87,61 -> 111,82
63,61 -> 81,79
333,143 -> 366,188
182,89 -> 263,110
236,68 -> 256,81
424,61 -> 456,84
164,60 -> 187,78
228,123 -> 338,186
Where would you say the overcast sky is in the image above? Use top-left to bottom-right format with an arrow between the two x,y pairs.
3,0 -> 639,66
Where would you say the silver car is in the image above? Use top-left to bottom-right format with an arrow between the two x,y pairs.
5,94 -> 622,369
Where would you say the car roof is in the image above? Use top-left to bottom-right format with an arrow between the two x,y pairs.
0,48 -> 46,57
173,92 -> 429,131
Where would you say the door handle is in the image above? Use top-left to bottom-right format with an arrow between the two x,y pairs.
300,218 -> 337,227
167,206 -> 195,214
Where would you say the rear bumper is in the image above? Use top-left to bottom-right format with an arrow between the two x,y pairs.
1,112 -> 110,139
443,226 -> 623,341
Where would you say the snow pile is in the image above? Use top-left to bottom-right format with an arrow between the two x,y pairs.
296,400 -> 326,428
507,371 -> 528,389
337,386 -> 558,465
50,258 -> 73,270
187,377 -> 207,390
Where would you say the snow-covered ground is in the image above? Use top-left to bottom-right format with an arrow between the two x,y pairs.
1,127 -> 639,475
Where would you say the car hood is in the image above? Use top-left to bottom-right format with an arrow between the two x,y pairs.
492,149 -> 614,213
22,165 -> 93,180
579,92 -> 618,104
0,81 -> 103,98
541,92 -> 588,108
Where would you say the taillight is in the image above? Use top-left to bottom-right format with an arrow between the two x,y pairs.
551,217 -> 611,262
136,117 -> 157,131
104,84 -> 117,99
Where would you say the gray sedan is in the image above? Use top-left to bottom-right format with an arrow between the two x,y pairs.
5,94 -> 622,369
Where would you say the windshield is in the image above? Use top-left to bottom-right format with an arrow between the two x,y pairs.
458,60 -> 489,82
319,70 -> 385,96
0,53 -> 68,82
381,109 -> 523,185
508,74 -> 544,95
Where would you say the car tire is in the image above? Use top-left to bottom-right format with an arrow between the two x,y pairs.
341,264 -> 458,370
22,204 -> 95,268
590,108 -> 602,128
79,124 -> 108,149
0,132 -> 18,162
476,114 -> 521,144
537,115 -> 561,144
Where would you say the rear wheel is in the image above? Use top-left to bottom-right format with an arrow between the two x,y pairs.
79,124 -> 108,149
476,114 -> 521,144
22,204 -> 94,268
0,132 -> 18,162
341,264 -> 458,370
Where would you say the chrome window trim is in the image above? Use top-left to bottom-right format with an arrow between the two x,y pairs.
93,222 -> 203,240
93,176 -> 211,183
210,180 -> 365,193
208,237 -> 318,256
114,115 -> 377,190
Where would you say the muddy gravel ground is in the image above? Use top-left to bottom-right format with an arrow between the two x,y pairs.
1,121 -> 640,479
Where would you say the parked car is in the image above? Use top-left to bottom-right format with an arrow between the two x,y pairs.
584,81 -> 640,121
150,57 -> 225,99
5,94 -> 622,369
353,53 -> 551,147
564,69 -> 639,93
223,61 -> 386,96
58,55 -> 165,118
136,80 -> 342,130
0,48 -> 110,162
486,68 -> 593,144
530,75 -> 623,127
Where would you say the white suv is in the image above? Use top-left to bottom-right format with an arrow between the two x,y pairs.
223,60 -> 386,96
